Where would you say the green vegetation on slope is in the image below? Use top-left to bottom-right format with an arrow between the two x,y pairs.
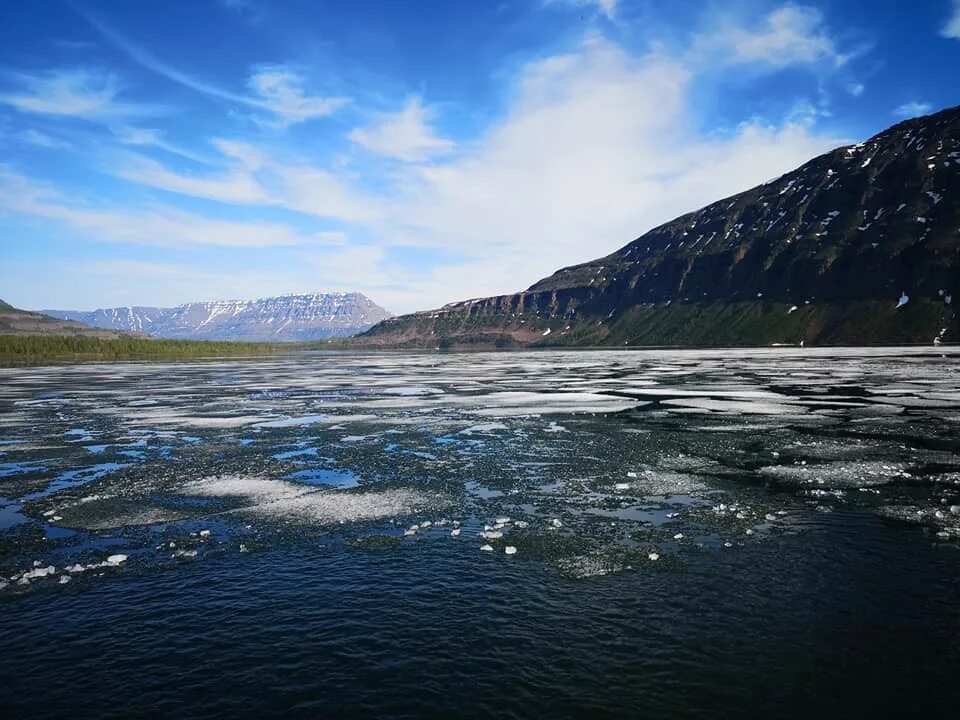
356,298 -> 957,349
0,335 -> 292,363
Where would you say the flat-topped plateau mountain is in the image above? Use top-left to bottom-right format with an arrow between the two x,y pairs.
44,292 -> 393,342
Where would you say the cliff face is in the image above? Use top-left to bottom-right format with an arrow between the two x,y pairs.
361,106 -> 960,348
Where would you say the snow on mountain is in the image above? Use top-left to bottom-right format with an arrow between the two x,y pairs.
43,293 -> 393,342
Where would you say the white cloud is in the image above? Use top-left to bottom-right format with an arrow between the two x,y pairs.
113,138 -> 381,223
19,129 -> 72,149
247,66 -> 348,127
115,154 -> 268,204
81,10 -> 345,126
349,98 -> 455,162
0,167 -> 317,248
943,1 -> 960,39
547,0 -> 618,20
697,5 -> 845,69
4,30 -> 852,314
893,101 -> 933,119
363,36 -> 845,310
111,126 -> 213,164
0,68 -> 149,119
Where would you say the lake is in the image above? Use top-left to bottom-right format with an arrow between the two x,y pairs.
2,347 -> 960,718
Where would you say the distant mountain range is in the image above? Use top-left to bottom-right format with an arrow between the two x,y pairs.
43,293 -> 393,342
360,105 -> 960,348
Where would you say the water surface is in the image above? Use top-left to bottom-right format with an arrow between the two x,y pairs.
2,348 -> 960,718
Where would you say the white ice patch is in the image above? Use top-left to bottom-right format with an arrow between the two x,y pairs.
468,391 -> 643,417
182,476 -> 432,525
661,397 -> 805,415
254,414 -> 326,429
760,461 -> 908,489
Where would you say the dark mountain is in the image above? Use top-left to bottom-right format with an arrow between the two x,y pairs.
0,299 -> 129,338
361,105 -> 960,348
44,292 -> 393,342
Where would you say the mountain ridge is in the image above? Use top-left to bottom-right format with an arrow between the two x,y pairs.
360,105 -> 960,348
44,292 -> 393,342
0,299 -> 131,339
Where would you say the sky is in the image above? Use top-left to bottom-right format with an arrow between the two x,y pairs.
1,0 -> 958,314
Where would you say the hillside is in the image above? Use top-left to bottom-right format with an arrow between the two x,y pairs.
44,292 -> 393,342
0,299 -> 129,339
360,106 -> 960,348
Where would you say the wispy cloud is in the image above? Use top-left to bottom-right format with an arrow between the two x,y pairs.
112,138 -> 380,223
0,166 -> 320,248
19,128 -> 73,149
893,101 -> 932,119
0,68 -> 151,119
110,126 -> 213,164
247,66 -> 348,127
349,98 -> 454,162
80,9 -> 346,126
114,153 -> 267,204
546,0 -> 618,20
696,5 -> 850,69
943,0 -> 960,39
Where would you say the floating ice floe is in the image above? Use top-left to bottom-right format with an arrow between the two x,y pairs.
661,397 -> 804,416
450,528 -> 461,537
17,565 -> 56,583
183,476 -> 434,526
759,461 -> 907,489
896,292 -> 910,309
505,546 -> 517,555
648,552 -> 660,561
480,544 -> 494,552
614,483 -> 630,491
106,554 -> 128,566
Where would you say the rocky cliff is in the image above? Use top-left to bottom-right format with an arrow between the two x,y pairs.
361,106 -> 960,348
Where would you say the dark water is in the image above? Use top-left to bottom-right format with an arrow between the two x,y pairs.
2,348 -> 960,718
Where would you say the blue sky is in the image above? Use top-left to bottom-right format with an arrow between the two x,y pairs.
1,0 -> 958,313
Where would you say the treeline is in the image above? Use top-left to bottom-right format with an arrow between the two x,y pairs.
0,335 -> 292,362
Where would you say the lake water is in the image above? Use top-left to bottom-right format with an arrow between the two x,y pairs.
2,348 -> 960,718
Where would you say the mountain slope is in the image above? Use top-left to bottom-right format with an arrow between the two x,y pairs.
0,299 -> 129,338
361,105 -> 960,348
44,292 -> 393,342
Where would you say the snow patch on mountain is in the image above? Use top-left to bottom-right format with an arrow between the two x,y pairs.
42,293 -> 393,342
